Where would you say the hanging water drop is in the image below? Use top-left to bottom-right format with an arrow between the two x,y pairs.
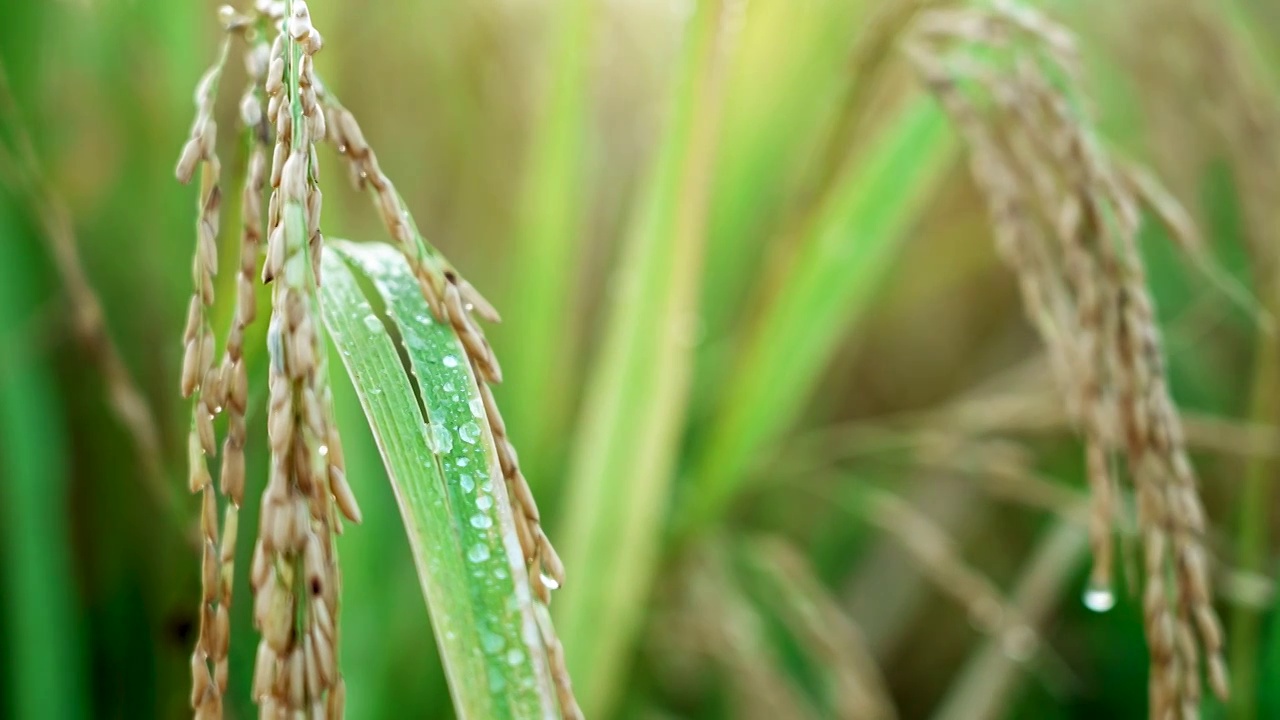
1083,581 -> 1116,613
540,573 -> 561,591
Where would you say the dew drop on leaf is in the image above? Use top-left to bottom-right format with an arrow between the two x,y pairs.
459,421 -> 481,444
467,544 -> 490,563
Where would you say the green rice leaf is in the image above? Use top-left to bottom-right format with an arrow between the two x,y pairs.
681,96 -> 957,533
551,0 -> 742,714
319,244 -> 560,719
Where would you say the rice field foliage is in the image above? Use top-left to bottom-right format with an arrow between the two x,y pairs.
0,0 -> 1278,718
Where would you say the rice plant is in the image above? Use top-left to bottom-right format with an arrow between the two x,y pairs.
0,0 -> 1276,718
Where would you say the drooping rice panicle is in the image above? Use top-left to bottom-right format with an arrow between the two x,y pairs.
175,34 -> 233,720
246,2 -> 361,717
906,4 -> 1227,716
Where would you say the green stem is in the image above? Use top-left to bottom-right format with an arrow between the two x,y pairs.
1230,312 -> 1279,720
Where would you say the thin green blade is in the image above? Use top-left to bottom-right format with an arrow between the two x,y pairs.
330,240 -> 561,719
319,245 -> 559,719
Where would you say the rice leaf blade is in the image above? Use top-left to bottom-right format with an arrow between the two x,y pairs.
328,241 -> 561,719
501,0 -> 595,486
551,1 -> 741,715
682,96 -> 956,532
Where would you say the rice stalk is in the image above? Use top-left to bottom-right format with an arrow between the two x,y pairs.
934,518 -> 1090,720
0,180 -> 90,720
660,540 -> 822,720
840,483 -> 1042,663
551,1 -> 745,714
905,4 -> 1227,715
0,62 -> 178,534
742,536 -> 899,720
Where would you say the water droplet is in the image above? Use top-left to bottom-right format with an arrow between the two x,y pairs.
1001,625 -> 1038,662
1083,583 -> 1116,613
459,422 -> 481,444
459,474 -> 474,492
318,444 -> 329,457
443,381 -> 455,392
506,648 -> 524,666
487,666 -> 506,692
430,425 -> 453,455
442,355 -> 459,368
476,495 -> 493,511
369,386 -> 382,395
456,457 -> 470,468
363,315 -> 382,331
540,573 -> 561,591
495,567 -> 508,580
469,398 -> 484,418
470,514 -> 492,529
213,405 -> 223,414
468,544 -> 490,563
415,314 -> 431,325
481,632 -> 504,653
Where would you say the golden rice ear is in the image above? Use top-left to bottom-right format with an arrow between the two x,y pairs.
243,3 -> 354,715
175,33 -> 237,718
907,5 -> 1226,714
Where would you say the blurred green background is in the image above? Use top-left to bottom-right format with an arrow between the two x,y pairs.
0,0 -> 1278,718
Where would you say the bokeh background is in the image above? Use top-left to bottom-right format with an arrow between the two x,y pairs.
0,0 -> 1278,718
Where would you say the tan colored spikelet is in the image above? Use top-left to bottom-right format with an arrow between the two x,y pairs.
314,80 -> 581,720
245,3 -> 356,715
906,5 -> 1227,717
176,32 -> 233,718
